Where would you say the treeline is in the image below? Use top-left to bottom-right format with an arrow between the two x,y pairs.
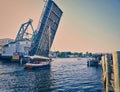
50,51 -> 102,59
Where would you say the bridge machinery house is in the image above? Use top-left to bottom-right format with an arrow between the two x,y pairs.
2,39 -> 31,59
0,38 -> 14,55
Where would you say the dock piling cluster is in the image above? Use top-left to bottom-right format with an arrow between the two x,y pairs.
102,51 -> 120,92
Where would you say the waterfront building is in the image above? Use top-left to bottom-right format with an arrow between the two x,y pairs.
0,38 -> 14,55
2,39 -> 31,57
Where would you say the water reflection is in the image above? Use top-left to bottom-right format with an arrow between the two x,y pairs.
0,58 -> 104,92
0,62 -> 52,92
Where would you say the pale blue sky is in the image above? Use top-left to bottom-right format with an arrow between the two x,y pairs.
0,0 -> 120,53
55,0 -> 120,53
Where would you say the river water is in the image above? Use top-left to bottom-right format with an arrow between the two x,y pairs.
0,58 -> 104,92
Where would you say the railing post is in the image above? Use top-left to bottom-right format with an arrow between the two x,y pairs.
112,51 -> 120,92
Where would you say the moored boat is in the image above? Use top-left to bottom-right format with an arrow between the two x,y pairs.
24,55 -> 51,69
87,58 -> 99,66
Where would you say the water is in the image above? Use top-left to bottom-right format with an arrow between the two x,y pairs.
0,58 -> 104,92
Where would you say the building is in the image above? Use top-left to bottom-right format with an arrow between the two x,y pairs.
2,39 -> 31,57
0,38 -> 14,55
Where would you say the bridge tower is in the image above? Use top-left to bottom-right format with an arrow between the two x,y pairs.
15,19 -> 34,41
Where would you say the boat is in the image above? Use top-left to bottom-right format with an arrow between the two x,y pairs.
24,55 -> 51,69
87,58 -> 99,66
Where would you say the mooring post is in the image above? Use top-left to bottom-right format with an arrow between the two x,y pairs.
112,51 -> 120,92
105,54 -> 111,92
102,56 -> 106,81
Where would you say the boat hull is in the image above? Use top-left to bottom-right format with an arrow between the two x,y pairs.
0,56 -> 12,61
24,62 -> 51,69
87,60 -> 98,66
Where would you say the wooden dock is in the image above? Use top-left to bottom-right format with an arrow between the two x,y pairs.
102,51 -> 120,92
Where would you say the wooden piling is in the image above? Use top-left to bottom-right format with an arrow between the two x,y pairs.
112,51 -> 120,92
102,56 -> 106,82
105,54 -> 111,92
102,54 -> 114,92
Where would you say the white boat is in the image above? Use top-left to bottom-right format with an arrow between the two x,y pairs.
24,55 -> 51,69
87,58 -> 99,66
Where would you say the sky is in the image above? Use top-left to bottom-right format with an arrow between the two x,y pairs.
0,0 -> 120,53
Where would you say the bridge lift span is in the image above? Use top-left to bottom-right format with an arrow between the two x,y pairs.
29,0 -> 63,57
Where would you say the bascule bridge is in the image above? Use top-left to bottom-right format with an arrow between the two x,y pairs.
30,0 -> 63,57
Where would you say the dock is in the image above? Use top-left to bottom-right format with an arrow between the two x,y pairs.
101,51 -> 120,92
